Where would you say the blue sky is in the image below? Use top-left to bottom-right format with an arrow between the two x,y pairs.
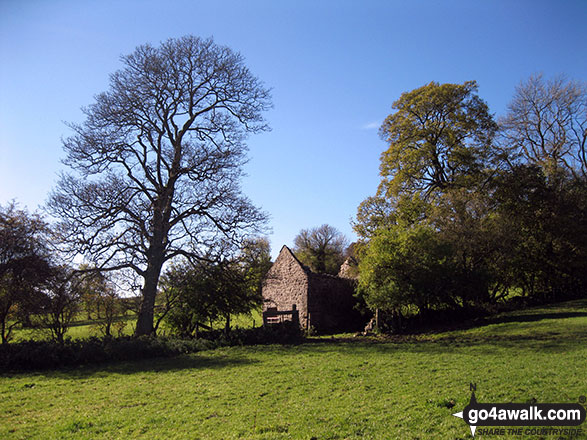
1,0 -> 586,259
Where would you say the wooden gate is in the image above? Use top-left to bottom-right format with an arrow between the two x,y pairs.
262,305 -> 299,326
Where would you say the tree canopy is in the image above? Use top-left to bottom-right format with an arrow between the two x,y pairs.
160,238 -> 271,337
0,202 -> 53,343
378,81 -> 498,199
293,224 -> 348,275
354,77 -> 587,328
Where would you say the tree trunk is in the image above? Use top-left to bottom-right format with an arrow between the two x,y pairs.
135,258 -> 164,336
224,314 -> 231,335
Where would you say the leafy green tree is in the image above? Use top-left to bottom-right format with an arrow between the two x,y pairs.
239,237 -> 272,299
378,81 -> 498,199
0,202 -> 52,343
491,74 -> 587,301
161,240 -> 269,337
352,195 -> 396,240
355,77 -> 587,326
293,224 -> 348,275
358,224 -> 456,315
491,165 -> 587,300
429,188 -> 506,305
34,266 -> 83,344
354,82 -> 505,319
159,263 -> 211,337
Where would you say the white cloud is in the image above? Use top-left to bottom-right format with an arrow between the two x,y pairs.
361,121 -> 381,130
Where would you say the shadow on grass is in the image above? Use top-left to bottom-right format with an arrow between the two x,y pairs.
68,314 -> 136,328
475,311 -> 587,327
29,352 -> 260,380
469,296 -> 585,323
403,299 -> 587,337
297,330 -> 587,358
299,299 -> 587,355
425,331 -> 587,353
8,300 -> 586,378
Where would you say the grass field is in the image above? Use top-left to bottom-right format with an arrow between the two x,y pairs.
1,300 -> 586,439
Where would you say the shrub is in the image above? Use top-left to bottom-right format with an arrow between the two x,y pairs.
0,322 -> 303,372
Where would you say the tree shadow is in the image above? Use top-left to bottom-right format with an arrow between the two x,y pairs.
298,329 -> 587,356
20,352 -> 259,380
298,301 -> 587,356
474,311 -> 587,327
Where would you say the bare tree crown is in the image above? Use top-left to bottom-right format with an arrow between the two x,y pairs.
49,36 -> 271,278
499,74 -> 587,179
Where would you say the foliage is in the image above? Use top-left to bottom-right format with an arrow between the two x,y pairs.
0,336 -> 207,371
293,224 -> 348,274
354,82 -> 502,314
160,262 -> 220,337
47,35 -> 271,336
355,76 -> 587,325
239,237 -> 272,299
160,244 -> 269,338
352,195 -> 396,240
0,202 -> 53,343
429,188 -> 507,305
378,80 -> 498,199
358,224 -> 456,314
33,266 -> 83,344
490,165 -> 587,300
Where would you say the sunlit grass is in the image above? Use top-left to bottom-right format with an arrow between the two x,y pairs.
2,300 -> 586,439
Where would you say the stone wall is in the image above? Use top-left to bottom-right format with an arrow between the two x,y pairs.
338,256 -> 359,279
262,245 -> 364,332
262,246 -> 309,324
307,273 -> 360,332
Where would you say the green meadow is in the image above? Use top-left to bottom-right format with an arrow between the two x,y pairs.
1,300 -> 586,440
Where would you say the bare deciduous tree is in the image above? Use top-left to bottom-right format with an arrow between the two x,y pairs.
48,36 -> 271,336
499,74 -> 587,178
293,224 -> 348,275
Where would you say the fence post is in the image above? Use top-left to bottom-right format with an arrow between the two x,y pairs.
292,304 -> 299,326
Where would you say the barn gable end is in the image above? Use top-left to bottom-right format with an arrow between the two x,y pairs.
262,245 -> 310,324
262,246 -> 363,332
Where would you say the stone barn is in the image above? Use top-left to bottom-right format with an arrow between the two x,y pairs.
262,245 -> 363,332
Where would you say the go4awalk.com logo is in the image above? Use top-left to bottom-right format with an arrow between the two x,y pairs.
452,384 -> 586,437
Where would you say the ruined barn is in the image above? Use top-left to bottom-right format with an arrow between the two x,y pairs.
262,245 -> 363,332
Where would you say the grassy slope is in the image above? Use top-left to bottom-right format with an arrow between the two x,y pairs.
1,300 -> 586,440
